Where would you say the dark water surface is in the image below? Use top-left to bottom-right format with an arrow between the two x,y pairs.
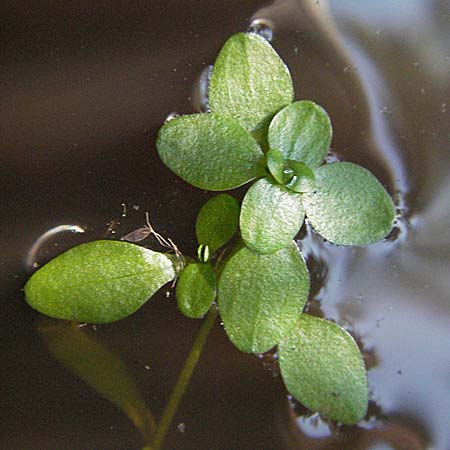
1,1 -> 449,449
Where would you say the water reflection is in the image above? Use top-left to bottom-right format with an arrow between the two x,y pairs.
38,319 -> 155,445
24,225 -> 85,271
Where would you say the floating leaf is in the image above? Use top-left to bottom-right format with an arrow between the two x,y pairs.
240,178 -> 305,254
302,162 -> 395,245
176,262 -> 216,319
157,113 -> 265,191
218,242 -> 309,353
25,240 -> 176,323
208,32 -> 294,134
196,194 -> 240,253
39,321 -> 155,441
268,100 -> 332,168
278,314 -> 368,424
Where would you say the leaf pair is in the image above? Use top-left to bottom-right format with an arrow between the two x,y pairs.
241,162 -> 396,253
157,32 -> 295,191
217,241 -> 368,424
176,194 -> 239,318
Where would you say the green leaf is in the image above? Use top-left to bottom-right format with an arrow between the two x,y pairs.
268,100 -> 332,168
278,314 -> 368,424
266,148 -> 288,185
240,177 -> 305,254
208,32 -> 294,134
157,113 -> 265,191
285,160 -> 315,193
196,194 -> 240,253
218,242 -> 309,353
25,240 -> 176,323
302,162 -> 396,245
176,262 -> 216,319
40,321 -> 155,441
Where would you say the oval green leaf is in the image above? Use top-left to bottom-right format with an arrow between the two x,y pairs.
278,314 -> 368,424
25,240 -> 176,323
196,194 -> 240,253
208,32 -> 294,133
302,162 -> 396,245
240,177 -> 305,254
157,113 -> 265,191
268,100 -> 332,168
176,262 -> 216,319
218,242 -> 309,354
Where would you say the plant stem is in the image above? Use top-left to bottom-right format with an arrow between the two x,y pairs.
151,305 -> 218,450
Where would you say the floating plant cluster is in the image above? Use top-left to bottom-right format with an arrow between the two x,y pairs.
25,31 -> 395,431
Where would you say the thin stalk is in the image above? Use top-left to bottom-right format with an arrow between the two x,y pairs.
151,305 -> 218,450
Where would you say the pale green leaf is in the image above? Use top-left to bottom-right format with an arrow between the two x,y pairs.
268,100 -> 332,168
218,242 -> 309,353
196,194 -> 240,253
157,113 -> 265,191
25,240 -> 176,323
240,178 -> 305,254
302,162 -> 396,245
208,32 -> 294,133
278,314 -> 368,424
176,262 -> 216,319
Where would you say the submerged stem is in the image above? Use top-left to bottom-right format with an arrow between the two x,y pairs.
151,306 -> 218,450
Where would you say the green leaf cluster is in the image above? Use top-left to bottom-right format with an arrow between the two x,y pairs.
156,31 -> 395,423
24,31 -> 397,427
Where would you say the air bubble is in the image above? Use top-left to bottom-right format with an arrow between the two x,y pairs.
191,65 -> 213,112
247,19 -> 273,42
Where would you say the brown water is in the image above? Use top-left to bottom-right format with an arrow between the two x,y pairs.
1,0 -> 449,449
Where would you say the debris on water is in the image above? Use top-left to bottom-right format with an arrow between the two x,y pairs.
121,227 -> 152,243
177,422 -> 186,433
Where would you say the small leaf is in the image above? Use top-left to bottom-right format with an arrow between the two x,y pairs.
40,321 -> 156,441
176,262 -> 216,319
266,148 -> 288,185
196,194 -> 240,253
25,240 -> 176,323
208,32 -> 294,133
157,113 -> 265,191
240,178 -> 305,254
278,314 -> 368,424
285,160 -> 315,193
218,242 -> 309,353
302,162 -> 395,245
268,100 -> 332,168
